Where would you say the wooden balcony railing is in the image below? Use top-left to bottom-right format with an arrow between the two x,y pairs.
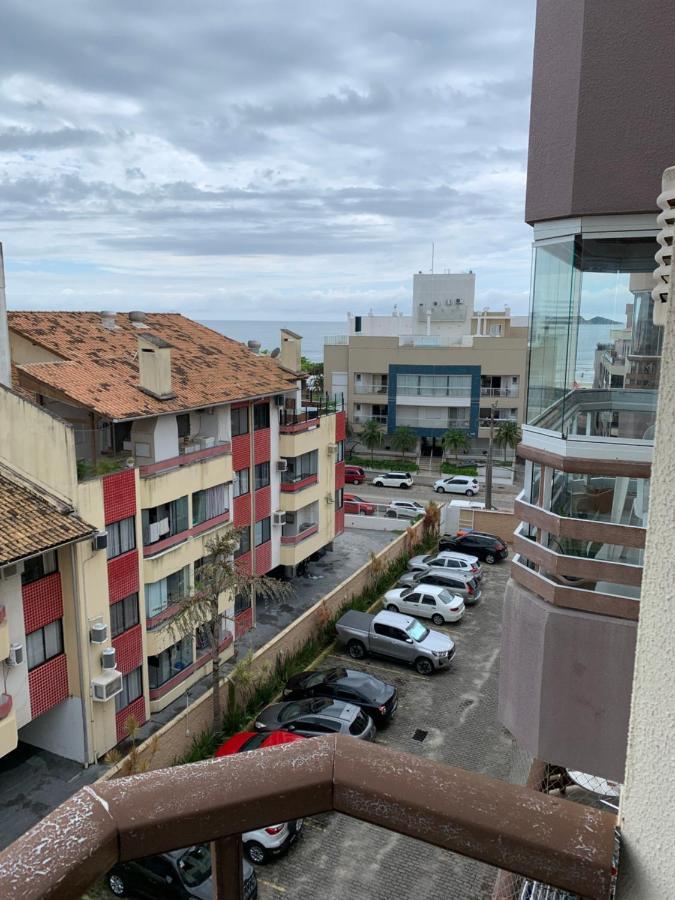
0,735 -> 617,900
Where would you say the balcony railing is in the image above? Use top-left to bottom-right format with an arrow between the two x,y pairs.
353,414 -> 388,426
280,474 -> 318,492
281,522 -> 319,544
397,417 -> 470,430
279,395 -> 344,434
397,386 -> 470,398
354,383 -> 388,395
480,386 -> 520,398
139,440 -> 231,477
529,387 -> 658,442
0,735 -> 617,900
324,334 -> 349,345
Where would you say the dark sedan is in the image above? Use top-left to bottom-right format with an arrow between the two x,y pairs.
282,667 -> 397,724
254,697 -> 376,740
438,530 -> 508,564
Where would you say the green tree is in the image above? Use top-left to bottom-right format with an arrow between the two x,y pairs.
494,420 -> 522,462
170,530 -> 292,735
390,426 -> 417,460
441,428 -> 470,462
360,418 -> 383,464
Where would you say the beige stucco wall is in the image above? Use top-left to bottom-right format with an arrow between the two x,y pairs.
139,453 -> 233,510
9,331 -> 64,366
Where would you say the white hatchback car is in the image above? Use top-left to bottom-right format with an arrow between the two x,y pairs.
385,500 -> 425,519
384,583 -> 465,625
433,476 -> 480,496
373,471 -> 414,489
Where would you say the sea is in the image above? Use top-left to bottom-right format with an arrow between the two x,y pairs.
201,320 -> 343,363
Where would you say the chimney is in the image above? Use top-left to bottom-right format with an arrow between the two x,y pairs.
247,339 -> 261,355
129,311 -> 148,328
138,333 -> 175,400
100,311 -> 118,330
279,329 -> 302,372
0,243 -> 10,388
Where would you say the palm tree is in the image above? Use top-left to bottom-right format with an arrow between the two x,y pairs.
390,426 -> 417,460
170,530 -> 292,735
494,420 -> 522,463
441,428 -> 470,462
360,418 -> 383,464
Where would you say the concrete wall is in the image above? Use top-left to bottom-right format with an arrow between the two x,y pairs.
99,521 -> 424,778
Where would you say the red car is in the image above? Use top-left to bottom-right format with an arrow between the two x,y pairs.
344,493 -> 376,515
345,465 -> 366,484
216,729 -> 304,757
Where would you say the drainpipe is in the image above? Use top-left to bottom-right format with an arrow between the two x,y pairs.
249,402 -> 257,628
70,546 -> 94,767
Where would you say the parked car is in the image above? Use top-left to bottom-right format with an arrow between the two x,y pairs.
406,551 -> 482,581
439,530 -> 508,564
396,569 -> 482,605
214,731 -> 305,864
384,584 -> 465,625
385,499 -> 425,519
433,476 -> 480,496
107,845 -> 257,899
372,471 -> 414,489
344,493 -> 377,515
254,698 -> 376,741
345,465 -> 366,484
282,667 -> 397,724
335,609 -> 455,675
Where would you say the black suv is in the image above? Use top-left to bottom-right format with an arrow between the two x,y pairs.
107,844 -> 257,899
282,667 -> 398,724
438,531 -> 508,564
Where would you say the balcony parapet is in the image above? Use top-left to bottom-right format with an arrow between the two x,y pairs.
281,523 -> 319,545
0,735 -> 617,900
514,497 -> 647,550
139,441 -> 231,477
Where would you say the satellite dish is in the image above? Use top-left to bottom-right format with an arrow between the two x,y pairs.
270,347 -> 281,358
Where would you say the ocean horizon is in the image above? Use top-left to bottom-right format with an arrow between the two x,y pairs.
200,319 -> 343,362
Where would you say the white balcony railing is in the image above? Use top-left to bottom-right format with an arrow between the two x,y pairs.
324,334 -> 349,345
480,387 -> 520,398
397,386 -> 471,398
353,414 -> 388,426
354,384 -> 388,395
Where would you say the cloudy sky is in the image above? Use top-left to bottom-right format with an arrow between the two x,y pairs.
0,0 -> 536,321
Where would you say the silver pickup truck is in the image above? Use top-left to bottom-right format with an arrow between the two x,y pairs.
335,609 -> 455,675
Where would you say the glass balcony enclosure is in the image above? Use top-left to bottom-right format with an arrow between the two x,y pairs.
526,234 -> 662,439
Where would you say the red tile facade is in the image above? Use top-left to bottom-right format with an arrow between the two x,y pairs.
233,492 -> 251,527
335,460 -> 346,490
335,507 -> 345,536
255,540 -> 272,574
28,653 -> 69,718
115,695 -> 146,742
234,551 -> 252,576
22,572 -> 63,634
232,433 -> 251,471
107,550 -> 140,604
103,469 -> 136,525
255,486 -> 271,521
235,607 -> 253,638
111,624 -> 143,675
335,411 -> 346,442
253,427 -> 271,464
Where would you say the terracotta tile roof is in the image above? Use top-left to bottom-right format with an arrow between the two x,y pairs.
8,312 -> 297,420
0,473 -> 95,566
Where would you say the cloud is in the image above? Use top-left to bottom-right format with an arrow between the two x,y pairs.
0,0 -> 536,318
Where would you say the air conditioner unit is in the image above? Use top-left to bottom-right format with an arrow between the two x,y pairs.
274,394 -> 285,407
276,459 -> 288,472
327,443 -> 338,455
325,493 -> 334,505
8,643 -> 24,667
101,647 -> 117,670
272,510 -> 286,526
91,671 -> 123,702
90,622 -> 108,644
92,531 -> 108,552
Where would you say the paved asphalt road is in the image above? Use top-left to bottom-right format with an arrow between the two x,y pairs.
346,474 -> 521,515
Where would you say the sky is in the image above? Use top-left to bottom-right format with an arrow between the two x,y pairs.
0,0 -> 536,321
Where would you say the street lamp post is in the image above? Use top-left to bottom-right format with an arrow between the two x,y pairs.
484,402 -> 498,510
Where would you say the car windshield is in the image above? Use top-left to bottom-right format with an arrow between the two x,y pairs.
178,845 -> 211,888
351,496 -> 363,502
406,620 -> 429,642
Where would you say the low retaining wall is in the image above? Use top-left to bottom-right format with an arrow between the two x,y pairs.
344,514 -> 410,531
100,521 -> 424,779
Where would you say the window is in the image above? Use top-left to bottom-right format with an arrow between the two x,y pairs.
403,593 -> 420,605
192,484 -> 228,526
145,566 -> 190,618
336,440 -> 344,462
282,450 -> 318,484
148,636 -> 194,689
235,528 -> 251,559
231,406 -> 249,437
26,620 -> 64,670
253,403 -> 270,430
235,590 -> 252,614
254,517 -> 271,546
233,468 -> 249,497
21,550 -> 58,586
142,498 -> 188,546
110,593 -> 140,638
336,488 -> 344,509
106,516 -> 136,559
176,413 -> 191,439
115,666 -> 143,712
254,461 -> 270,490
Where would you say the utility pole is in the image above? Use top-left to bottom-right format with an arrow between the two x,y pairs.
484,402 -> 498,510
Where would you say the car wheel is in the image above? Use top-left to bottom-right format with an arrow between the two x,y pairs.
246,841 -> 269,865
386,603 -> 399,612
436,486 -> 445,493
485,552 -> 496,564
385,510 -> 397,518
107,874 -> 127,898
374,481 -> 383,487
400,483 -> 410,489
347,640 -> 366,660
431,613 -> 445,626
415,657 -> 434,676
465,489 -> 474,496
